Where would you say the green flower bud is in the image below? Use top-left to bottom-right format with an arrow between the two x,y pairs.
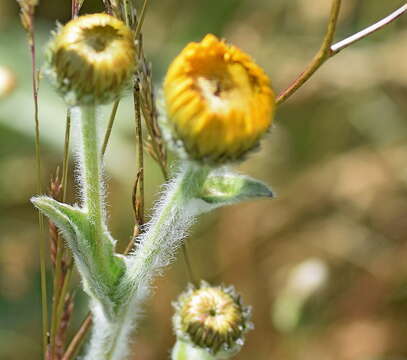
173,282 -> 252,358
46,13 -> 136,105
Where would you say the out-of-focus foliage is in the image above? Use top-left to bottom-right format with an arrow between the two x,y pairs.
1,0 -> 407,359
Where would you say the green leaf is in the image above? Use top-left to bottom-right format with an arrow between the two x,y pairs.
31,196 -> 92,265
31,196 -> 86,246
199,171 -> 274,206
31,196 -> 120,317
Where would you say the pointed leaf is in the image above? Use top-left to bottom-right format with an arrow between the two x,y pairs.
31,196 -> 123,318
199,171 -> 274,206
31,196 -> 86,244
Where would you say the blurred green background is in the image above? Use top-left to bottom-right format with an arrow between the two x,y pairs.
1,0 -> 407,359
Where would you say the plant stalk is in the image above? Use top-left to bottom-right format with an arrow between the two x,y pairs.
172,340 -> 217,360
84,163 -> 209,360
70,105 -> 124,317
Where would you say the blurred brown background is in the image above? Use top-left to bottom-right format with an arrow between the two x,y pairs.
1,0 -> 407,359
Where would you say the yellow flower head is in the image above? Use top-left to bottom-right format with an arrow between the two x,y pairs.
173,282 -> 252,355
164,34 -> 275,164
47,13 -> 136,105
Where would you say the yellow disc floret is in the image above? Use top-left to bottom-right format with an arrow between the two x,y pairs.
164,34 -> 275,164
47,13 -> 136,105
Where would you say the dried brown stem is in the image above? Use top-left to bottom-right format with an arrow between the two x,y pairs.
55,294 -> 74,360
134,83 -> 145,226
49,169 -> 70,359
48,170 -> 62,269
139,59 -> 168,180
276,0 -> 342,105
331,3 -> 407,54
276,1 -> 407,105
61,316 -> 92,360
17,1 -> 49,355
101,99 -> 120,156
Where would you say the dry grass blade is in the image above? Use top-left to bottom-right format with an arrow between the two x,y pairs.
133,81 -> 145,236
62,316 -> 92,360
16,0 -> 38,35
48,167 -> 72,359
132,167 -> 144,227
139,57 -> 168,179
55,294 -> 74,360
48,169 -> 62,268
102,100 -> 120,156
16,1 -> 49,356
72,0 -> 85,17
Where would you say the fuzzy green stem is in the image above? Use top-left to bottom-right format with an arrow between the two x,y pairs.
126,163 -> 209,275
80,105 -> 104,231
74,105 -> 124,314
172,340 -> 217,360
84,162 -> 209,360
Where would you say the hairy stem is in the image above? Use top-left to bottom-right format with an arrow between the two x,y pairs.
84,163 -> 209,360
80,105 -> 104,230
172,340 -> 216,360
69,105 -> 123,317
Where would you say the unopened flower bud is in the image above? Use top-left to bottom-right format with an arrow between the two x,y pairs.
173,282 -> 252,357
46,13 -> 136,105
163,34 -> 275,164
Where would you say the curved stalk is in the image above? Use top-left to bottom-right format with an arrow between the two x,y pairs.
276,1 -> 407,105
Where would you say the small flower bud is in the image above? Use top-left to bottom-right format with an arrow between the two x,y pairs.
173,282 -> 252,357
46,13 -> 136,105
163,34 -> 275,164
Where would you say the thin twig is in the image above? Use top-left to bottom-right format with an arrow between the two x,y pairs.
55,294 -> 74,360
61,316 -> 92,360
138,58 -> 168,179
134,0 -> 149,39
130,168 -> 144,250
72,0 -> 85,17
182,242 -> 198,286
49,110 -> 72,358
276,0 -> 342,105
134,83 -> 145,226
55,268 -> 74,340
276,1 -> 407,105
18,1 -> 49,354
101,99 -> 120,156
331,3 -> 407,54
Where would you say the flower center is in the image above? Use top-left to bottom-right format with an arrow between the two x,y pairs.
82,25 -> 121,52
196,63 -> 253,114
183,288 -> 243,335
